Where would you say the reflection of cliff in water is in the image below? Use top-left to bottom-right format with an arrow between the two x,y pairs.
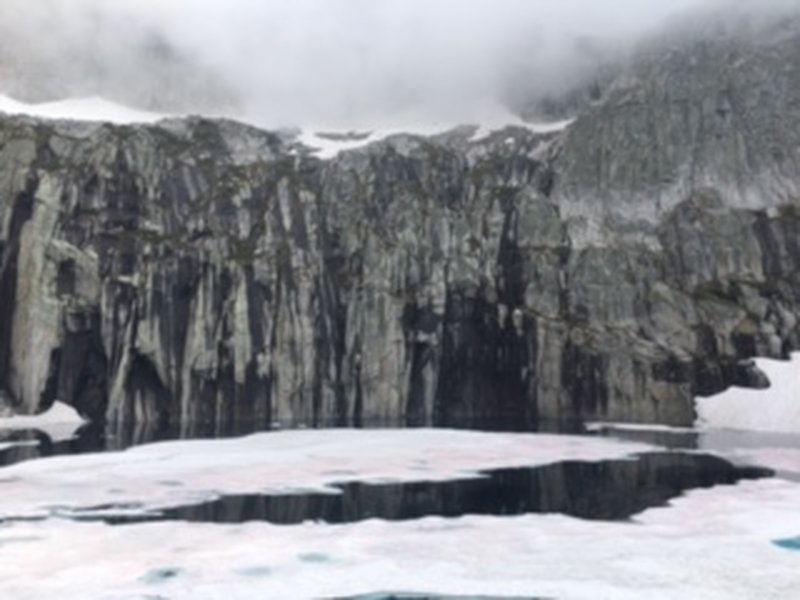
76,452 -> 771,526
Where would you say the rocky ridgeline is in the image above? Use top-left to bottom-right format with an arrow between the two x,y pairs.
1,20 -> 799,429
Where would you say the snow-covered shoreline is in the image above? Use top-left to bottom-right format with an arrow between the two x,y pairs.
0,401 -> 86,443
588,352 -> 800,436
0,429 -> 656,520
696,352 -> 800,434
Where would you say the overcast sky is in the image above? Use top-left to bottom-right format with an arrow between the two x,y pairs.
0,0 -> 782,128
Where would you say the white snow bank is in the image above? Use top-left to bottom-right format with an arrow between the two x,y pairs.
0,94 -> 165,124
1,477 -> 799,600
589,353 -> 800,436
0,401 -> 85,427
696,352 -> 800,433
0,429 -> 656,519
0,401 -> 86,443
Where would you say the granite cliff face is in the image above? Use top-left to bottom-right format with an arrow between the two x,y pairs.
0,20 -> 799,430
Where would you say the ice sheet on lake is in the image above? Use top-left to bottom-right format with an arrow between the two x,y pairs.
696,352 -> 800,433
0,429 -> 656,519
1,477 -> 799,600
0,401 -> 86,443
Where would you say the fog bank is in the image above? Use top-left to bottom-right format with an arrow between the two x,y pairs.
0,0 -> 788,128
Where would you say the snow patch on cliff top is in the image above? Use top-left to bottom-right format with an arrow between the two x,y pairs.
295,106 -> 573,159
0,93 -> 573,158
0,94 -> 165,124
696,352 -> 800,433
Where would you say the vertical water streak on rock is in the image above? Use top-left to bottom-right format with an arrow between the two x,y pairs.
0,177 -> 37,397
2,18 -> 800,430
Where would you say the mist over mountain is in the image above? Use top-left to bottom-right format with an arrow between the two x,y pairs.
0,0 -> 740,129
1,0 -> 800,429
2,3 -> 800,599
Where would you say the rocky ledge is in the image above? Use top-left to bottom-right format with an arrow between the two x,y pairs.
0,17 -> 799,430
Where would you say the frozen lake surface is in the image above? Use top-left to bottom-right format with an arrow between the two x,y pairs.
0,420 -> 799,599
1,355 -> 799,599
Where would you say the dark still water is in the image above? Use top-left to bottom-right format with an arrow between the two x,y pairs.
69,452 -> 770,526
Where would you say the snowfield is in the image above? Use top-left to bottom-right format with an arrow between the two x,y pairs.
589,352 -> 800,436
0,94 -> 164,124
0,426 -> 797,599
696,353 -> 800,433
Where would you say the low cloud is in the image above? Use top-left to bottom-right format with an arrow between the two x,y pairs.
0,0 -> 786,128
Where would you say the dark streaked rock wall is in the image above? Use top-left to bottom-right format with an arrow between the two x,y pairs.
1,21 -> 799,429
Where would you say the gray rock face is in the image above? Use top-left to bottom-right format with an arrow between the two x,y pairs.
0,21 -> 799,429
